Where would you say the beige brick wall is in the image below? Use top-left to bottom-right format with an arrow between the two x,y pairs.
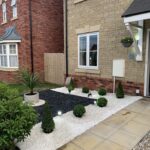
67,0 -> 147,84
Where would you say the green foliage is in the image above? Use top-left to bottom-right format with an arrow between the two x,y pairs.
121,37 -> 133,43
67,79 -> 75,93
0,85 -> 37,150
0,83 -> 19,101
82,87 -> 89,94
116,82 -> 124,99
73,104 -> 86,118
42,102 -> 55,133
97,97 -> 108,107
20,70 -> 39,95
98,88 -> 107,96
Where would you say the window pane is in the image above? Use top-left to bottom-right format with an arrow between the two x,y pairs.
3,45 -> 6,54
0,56 -> 7,67
13,5 -> 17,18
80,52 -> 86,66
90,35 -> 97,51
9,56 -> 18,67
0,45 -> 2,54
9,45 -> 16,54
89,52 -> 97,66
80,36 -> 87,52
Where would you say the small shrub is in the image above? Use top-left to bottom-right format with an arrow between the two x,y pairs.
73,104 -> 86,118
67,79 -> 75,93
116,82 -> 124,98
0,83 -> 19,101
98,88 -> 107,96
82,87 -> 89,94
42,102 -> 55,133
97,97 -> 108,107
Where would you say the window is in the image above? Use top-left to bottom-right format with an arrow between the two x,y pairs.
0,44 -> 18,68
78,32 -> 99,69
2,2 -> 7,23
11,0 -> 17,19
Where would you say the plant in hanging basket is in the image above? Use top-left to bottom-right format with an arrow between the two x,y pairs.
121,37 -> 133,48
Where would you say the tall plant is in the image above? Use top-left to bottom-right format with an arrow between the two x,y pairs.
20,70 -> 39,95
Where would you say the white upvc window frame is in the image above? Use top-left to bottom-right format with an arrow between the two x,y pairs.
78,32 -> 99,70
0,43 -> 18,68
2,2 -> 7,23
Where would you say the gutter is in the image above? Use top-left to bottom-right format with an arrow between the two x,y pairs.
64,0 -> 68,77
29,0 -> 34,73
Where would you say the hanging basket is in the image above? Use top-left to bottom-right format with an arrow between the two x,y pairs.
121,37 -> 133,48
121,41 -> 133,48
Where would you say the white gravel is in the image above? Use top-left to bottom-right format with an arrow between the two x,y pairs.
18,87 -> 142,150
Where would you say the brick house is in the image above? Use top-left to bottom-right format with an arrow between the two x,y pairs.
0,0 -> 64,83
64,0 -> 150,96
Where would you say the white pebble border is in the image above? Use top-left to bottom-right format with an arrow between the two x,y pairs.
18,87 -> 142,150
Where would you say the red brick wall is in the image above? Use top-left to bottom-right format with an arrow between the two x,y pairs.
0,0 -> 64,83
71,75 -> 144,96
31,0 -> 64,81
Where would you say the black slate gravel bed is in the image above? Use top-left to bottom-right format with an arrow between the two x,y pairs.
34,90 -> 95,121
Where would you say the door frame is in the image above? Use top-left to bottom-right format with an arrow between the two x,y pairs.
144,29 -> 150,96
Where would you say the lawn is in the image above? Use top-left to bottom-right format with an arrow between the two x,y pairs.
8,82 -> 62,94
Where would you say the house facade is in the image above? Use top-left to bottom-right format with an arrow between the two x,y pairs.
64,0 -> 150,96
0,0 -> 64,83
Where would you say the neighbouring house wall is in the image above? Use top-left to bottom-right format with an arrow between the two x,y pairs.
0,0 -> 64,83
44,53 -> 65,85
31,0 -> 64,81
67,0 -> 146,95
0,0 -> 31,83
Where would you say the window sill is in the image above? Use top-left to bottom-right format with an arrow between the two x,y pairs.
1,21 -> 7,25
75,68 -> 100,74
74,0 -> 86,4
11,17 -> 18,21
0,68 -> 18,72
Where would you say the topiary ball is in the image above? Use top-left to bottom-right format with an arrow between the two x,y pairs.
97,97 -> 108,107
82,87 -> 89,94
98,88 -> 107,96
73,104 -> 86,118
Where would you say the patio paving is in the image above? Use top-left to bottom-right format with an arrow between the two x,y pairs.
59,98 -> 150,150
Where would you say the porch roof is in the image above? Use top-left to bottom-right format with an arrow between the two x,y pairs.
122,0 -> 150,17
0,26 -> 21,43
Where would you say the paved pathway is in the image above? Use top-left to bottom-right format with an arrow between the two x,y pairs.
59,99 -> 150,150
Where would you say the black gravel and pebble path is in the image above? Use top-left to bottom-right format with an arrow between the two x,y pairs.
34,90 -> 95,121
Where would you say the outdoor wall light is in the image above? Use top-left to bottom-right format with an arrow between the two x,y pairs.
94,101 -> 97,105
57,111 -> 62,116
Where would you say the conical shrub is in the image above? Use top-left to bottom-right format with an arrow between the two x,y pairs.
41,102 -> 55,133
116,82 -> 124,98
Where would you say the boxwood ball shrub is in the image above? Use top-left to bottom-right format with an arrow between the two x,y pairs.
42,102 -> 55,133
82,87 -> 89,94
97,97 -> 108,107
116,82 -> 124,98
98,88 -> 107,96
0,83 -> 37,150
73,104 -> 86,118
